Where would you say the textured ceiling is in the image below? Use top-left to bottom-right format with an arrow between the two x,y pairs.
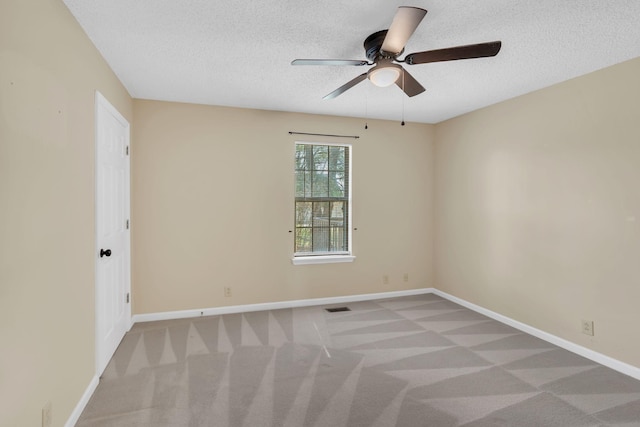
62,0 -> 640,124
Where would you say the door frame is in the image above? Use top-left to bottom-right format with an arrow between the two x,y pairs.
94,90 -> 132,376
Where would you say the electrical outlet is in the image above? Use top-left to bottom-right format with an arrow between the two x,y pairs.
403,273 -> 409,282
42,401 -> 52,427
581,320 -> 594,336
224,286 -> 232,297
382,275 -> 389,285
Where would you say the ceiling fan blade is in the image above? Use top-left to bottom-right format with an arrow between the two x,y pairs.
323,73 -> 368,100
381,6 -> 428,55
395,68 -> 425,97
292,59 -> 369,66
404,41 -> 502,65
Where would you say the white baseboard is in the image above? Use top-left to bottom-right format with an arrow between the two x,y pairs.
65,374 -> 99,427
432,289 -> 640,381
132,287 -> 434,324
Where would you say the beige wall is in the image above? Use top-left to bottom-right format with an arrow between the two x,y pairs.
2,0 -> 638,423
0,0 -> 132,426
132,100 -> 435,314
434,57 -> 640,368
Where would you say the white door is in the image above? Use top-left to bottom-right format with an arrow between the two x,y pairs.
95,91 -> 131,375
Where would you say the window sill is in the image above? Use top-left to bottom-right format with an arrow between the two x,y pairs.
292,255 -> 356,265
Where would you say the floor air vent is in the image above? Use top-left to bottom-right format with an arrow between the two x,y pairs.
325,307 -> 351,313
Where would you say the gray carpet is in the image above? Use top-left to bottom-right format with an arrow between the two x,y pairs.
76,294 -> 640,426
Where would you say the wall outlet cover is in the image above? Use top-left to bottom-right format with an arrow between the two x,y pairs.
581,320 -> 594,336
42,401 -> 52,427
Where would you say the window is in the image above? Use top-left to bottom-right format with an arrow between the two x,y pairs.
293,142 -> 354,264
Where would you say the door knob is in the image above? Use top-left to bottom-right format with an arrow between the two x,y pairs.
100,249 -> 112,258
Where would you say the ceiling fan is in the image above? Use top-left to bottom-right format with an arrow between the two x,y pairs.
291,6 -> 502,99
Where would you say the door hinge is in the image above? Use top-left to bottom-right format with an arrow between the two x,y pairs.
126,146 -> 129,156
126,293 -> 130,304
126,219 -> 130,229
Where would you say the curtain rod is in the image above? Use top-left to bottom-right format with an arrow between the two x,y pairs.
288,131 -> 359,139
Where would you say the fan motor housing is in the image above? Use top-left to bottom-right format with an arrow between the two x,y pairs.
364,30 -> 401,61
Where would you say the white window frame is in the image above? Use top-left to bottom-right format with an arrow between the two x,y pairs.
292,141 -> 355,265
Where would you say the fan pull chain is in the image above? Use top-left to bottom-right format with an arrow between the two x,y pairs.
401,71 -> 405,126
365,80 -> 369,130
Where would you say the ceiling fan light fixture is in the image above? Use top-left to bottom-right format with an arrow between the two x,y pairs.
292,6 -> 501,100
368,63 -> 402,87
